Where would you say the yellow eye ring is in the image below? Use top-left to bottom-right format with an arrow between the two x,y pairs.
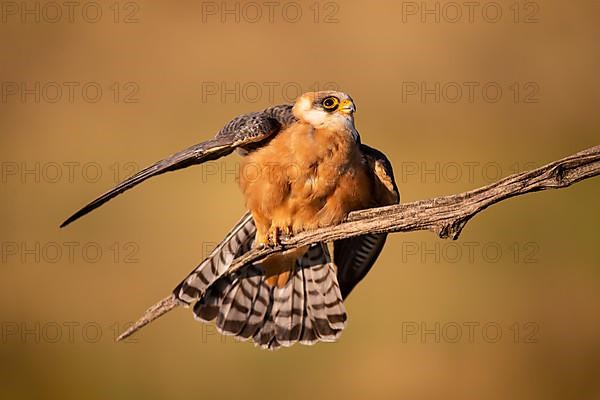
322,96 -> 339,111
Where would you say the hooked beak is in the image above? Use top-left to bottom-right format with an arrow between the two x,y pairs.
339,99 -> 356,114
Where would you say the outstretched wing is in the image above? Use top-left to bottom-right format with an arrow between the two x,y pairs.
334,144 -> 400,298
60,105 -> 295,227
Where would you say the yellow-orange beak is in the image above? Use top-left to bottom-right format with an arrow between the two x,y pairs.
339,99 -> 356,114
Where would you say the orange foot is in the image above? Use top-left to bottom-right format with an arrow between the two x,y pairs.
255,223 -> 292,248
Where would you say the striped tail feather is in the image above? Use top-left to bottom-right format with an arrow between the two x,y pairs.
190,243 -> 347,350
209,265 -> 271,337
268,245 -> 346,348
301,251 -> 347,341
174,212 -> 255,304
173,212 -> 347,349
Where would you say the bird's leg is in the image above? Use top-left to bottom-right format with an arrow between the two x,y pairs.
251,211 -> 292,247
256,224 -> 291,247
277,223 -> 293,241
267,225 -> 280,246
251,211 -> 272,248
259,224 -> 282,246
268,218 -> 294,245
254,229 -> 274,248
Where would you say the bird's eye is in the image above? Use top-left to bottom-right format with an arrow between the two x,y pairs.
322,96 -> 339,111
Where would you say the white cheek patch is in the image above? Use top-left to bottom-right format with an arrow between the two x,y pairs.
302,107 -> 350,130
303,108 -> 329,127
293,97 -> 327,127
294,97 -> 312,116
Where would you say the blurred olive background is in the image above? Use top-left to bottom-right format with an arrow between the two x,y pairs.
1,1 -> 599,399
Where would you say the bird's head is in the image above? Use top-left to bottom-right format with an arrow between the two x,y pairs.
292,91 -> 357,131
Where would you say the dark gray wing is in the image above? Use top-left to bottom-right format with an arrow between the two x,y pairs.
335,144 -> 400,299
335,234 -> 390,299
60,104 -> 295,227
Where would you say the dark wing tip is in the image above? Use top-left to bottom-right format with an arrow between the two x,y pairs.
59,138 -> 235,228
60,214 -> 83,228
60,207 -> 89,228
59,111 -> 285,229
60,217 -> 73,228
60,194 -> 115,228
58,164 -> 160,228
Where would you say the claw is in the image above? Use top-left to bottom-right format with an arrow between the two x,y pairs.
278,230 -> 293,242
254,231 -> 271,248
255,223 -> 293,249
254,241 -> 268,250
267,225 -> 280,246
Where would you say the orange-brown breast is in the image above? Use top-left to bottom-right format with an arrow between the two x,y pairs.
239,121 -> 373,286
240,121 -> 372,240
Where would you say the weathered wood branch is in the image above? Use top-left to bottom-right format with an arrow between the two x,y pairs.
117,145 -> 600,342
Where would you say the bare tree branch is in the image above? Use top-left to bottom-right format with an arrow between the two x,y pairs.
117,145 -> 600,342
117,293 -> 180,342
